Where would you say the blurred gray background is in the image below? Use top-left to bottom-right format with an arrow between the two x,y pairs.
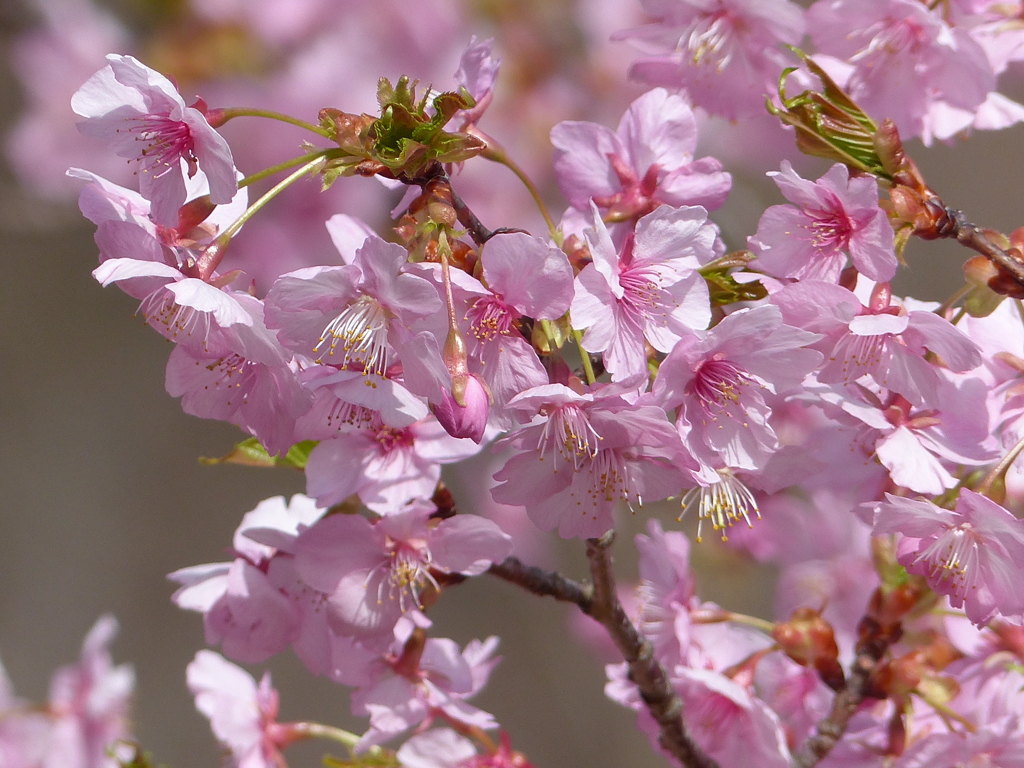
2,2 -> 1023,766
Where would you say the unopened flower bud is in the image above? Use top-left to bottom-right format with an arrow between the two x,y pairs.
772,607 -> 845,691
433,372 -> 490,443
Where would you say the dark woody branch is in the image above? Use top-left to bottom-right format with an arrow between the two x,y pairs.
487,539 -> 720,768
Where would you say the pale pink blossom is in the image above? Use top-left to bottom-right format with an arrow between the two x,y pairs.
352,622 -> 500,750
72,54 -> 237,225
551,88 -> 731,220
807,0 -> 998,144
293,501 -> 511,640
614,0 -> 805,120
42,616 -> 134,768
187,650 -> 297,768
871,491 -> 1024,625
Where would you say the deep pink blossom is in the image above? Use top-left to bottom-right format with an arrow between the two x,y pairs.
264,233 -> 442,378
750,162 -> 896,283
551,88 -> 731,219
303,415 -> 483,512
871,491 -> 1024,625
71,54 -> 237,225
651,305 -> 823,482
771,280 -> 982,408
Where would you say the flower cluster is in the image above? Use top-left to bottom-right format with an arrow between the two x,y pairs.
11,0 -> 1024,765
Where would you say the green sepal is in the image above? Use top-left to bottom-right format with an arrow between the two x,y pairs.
200,437 -> 318,469
767,49 -> 891,181
369,76 -> 485,178
704,270 -> 768,306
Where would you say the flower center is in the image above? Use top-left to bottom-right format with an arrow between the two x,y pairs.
618,265 -> 663,320
127,113 -> 197,177
372,422 -> 416,454
805,200 -> 854,254
916,525 -> 979,602
684,12 -> 736,71
314,295 -> 389,374
465,295 -> 515,343
537,404 -> 602,467
690,357 -> 755,422
201,354 -> 257,407
138,287 -> 213,348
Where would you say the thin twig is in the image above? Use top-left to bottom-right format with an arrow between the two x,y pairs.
486,556 -> 593,607
584,534 -> 719,768
945,208 -> 1024,289
790,611 -> 901,768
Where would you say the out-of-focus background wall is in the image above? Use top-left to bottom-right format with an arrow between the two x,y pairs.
1,1 -> 1022,766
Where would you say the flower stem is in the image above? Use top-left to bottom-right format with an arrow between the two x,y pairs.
978,432 -> 1024,498
239,149 -> 342,189
211,107 -> 332,137
224,159 -> 321,241
471,127 -> 559,241
573,329 -> 597,384
196,158 -> 321,279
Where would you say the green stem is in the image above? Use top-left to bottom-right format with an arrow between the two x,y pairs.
239,149 -> 341,189
935,283 -> 970,316
573,328 -> 597,385
213,107 -> 332,137
978,432 -> 1024,498
196,159 -> 321,279
692,609 -> 775,634
471,127 -> 559,241
224,159 -> 321,241
292,723 -> 363,749
950,306 -> 967,326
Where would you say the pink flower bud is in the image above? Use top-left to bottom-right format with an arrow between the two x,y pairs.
433,373 -> 490,443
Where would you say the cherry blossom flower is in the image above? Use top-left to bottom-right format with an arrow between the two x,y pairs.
551,88 -> 731,220
165,294 -> 313,456
264,233 -> 442,378
188,650 -> 297,768
303,415 -> 483,512
352,622 -> 500,750
293,500 -> 511,640
614,0 -> 805,120
454,37 -> 500,129
43,616 -> 135,768
571,204 -> 716,381
72,54 -> 237,226
492,382 -> 694,539
807,0 -> 998,144
871,491 -> 1024,625
750,161 -> 896,283
169,495 -> 327,664
771,280 -> 982,408
650,304 -> 823,483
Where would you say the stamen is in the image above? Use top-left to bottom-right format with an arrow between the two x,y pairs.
314,295 -> 389,373
681,471 -> 760,542
537,404 -> 602,467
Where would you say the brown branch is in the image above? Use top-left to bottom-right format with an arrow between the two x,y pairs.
486,556 -> 593,607
584,534 -> 719,768
945,208 -> 1024,291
